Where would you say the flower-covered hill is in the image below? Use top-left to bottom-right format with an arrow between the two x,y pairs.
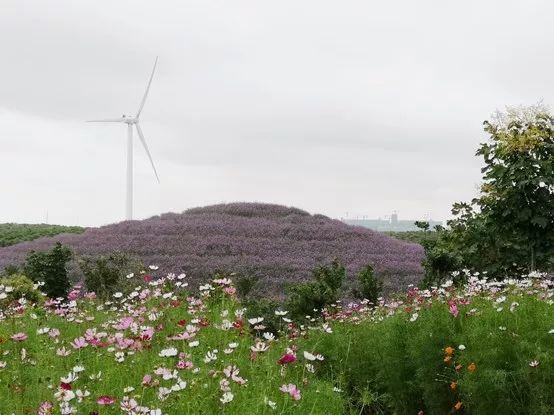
0,203 -> 423,295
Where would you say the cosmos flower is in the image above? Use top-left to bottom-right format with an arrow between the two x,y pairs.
97,395 -> 116,405
159,347 -> 178,357
11,332 -> 27,342
279,383 -> 301,400
278,352 -> 296,365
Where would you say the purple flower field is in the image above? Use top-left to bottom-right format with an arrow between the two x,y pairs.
0,203 -> 423,295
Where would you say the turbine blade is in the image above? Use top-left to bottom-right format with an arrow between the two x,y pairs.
136,56 -> 158,118
135,123 -> 160,183
86,118 -> 125,123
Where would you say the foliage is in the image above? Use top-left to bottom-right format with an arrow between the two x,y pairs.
0,223 -> 84,247
0,203 -> 424,296
234,274 -> 260,299
243,297 -> 283,334
419,106 -> 554,286
352,265 -> 382,304
0,270 -> 551,414
307,275 -> 554,414
0,274 -> 43,307
286,259 -> 345,320
23,242 -> 72,299
79,252 -> 144,300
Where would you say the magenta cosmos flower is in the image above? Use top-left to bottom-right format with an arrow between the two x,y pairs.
277,353 -> 296,365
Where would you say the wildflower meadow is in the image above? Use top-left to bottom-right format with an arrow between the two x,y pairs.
0,268 -> 552,414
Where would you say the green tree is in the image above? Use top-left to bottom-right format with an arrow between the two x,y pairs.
24,242 -> 72,299
477,105 -> 553,271
421,105 -> 554,286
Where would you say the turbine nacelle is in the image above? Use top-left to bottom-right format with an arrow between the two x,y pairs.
122,115 -> 138,124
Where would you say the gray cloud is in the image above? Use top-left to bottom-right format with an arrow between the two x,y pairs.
0,0 -> 552,226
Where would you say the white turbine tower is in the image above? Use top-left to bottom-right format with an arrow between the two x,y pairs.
87,57 -> 160,220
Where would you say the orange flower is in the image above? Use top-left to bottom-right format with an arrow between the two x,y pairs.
444,355 -> 452,364
454,401 -> 463,410
444,346 -> 455,356
450,381 -> 457,391
455,364 -> 462,371
468,362 -> 476,373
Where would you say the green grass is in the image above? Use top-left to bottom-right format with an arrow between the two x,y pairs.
0,223 -> 84,247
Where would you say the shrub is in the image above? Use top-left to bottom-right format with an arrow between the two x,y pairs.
235,274 -> 260,299
23,242 -> 72,299
352,265 -> 382,304
286,259 -> 345,320
79,252 -> 144,299
307,286 -> 554,414
243,297 -> 282,334
0,274 -> 43,307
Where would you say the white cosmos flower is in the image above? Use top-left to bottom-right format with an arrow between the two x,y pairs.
220,391 -> 234,404
203,350 -> 218,363
171,379 -> 187,391
263,332 -> 275,341
264,397 -> 277,410
322,323 -> 332,333
159,347 -> 178,357
189,340 -> 199,347
303,351 -> 316,361
126,273 -> 135,279
60,372 -> 78,383
113,292 -> 123,299
250,341 -> 269,352
248,317 -> 264,325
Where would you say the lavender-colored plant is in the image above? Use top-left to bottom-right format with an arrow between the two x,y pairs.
0,203 -> 424,295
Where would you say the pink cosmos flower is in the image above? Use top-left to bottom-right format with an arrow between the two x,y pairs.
449,302 -> 459,318
176,360 -> 194,370
97,395 -> 116,405
71,337 -> 87,349
38,401 -> 53,415
48,328 -> 60,338
224,286 -> 236,296
142,374 -> 152,386
11,332 -> 27,342
280,383 -> 301,400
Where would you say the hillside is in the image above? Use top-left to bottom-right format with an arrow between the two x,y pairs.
0,203 -> 424,295
0,223 -> 84,247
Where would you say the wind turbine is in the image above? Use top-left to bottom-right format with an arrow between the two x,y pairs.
87,57 -> 160,220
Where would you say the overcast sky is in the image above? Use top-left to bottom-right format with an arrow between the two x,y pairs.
1,0 -> 552,226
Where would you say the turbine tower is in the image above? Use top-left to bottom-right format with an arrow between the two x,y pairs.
87,57 -> 160,220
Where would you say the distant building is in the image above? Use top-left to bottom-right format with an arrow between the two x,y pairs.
342,211 -> 442,232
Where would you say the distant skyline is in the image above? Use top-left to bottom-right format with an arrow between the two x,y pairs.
1,1 -> 553,227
